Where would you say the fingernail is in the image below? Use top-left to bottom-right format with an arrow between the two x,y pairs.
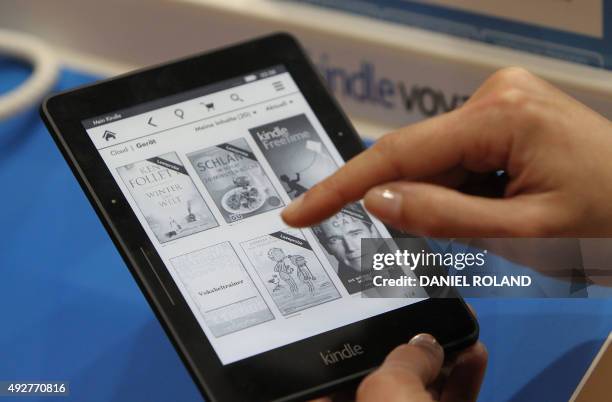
409,333 -> 443,360
364,187 -> 402,222
281,194 -> 305,221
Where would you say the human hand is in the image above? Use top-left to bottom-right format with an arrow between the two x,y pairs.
310,334 -> 487,402
282,67 -> 612,237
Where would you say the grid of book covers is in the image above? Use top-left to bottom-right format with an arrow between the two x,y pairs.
117,113 -> 391,341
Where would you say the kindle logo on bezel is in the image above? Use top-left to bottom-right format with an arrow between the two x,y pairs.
320,343 -> 364,365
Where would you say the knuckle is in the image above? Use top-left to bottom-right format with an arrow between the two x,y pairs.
490,87 -> 531,112
373,131 -> 401,157
417,218 -> 445,236
492,66 -> 535,86
534,198 -> 583,236
401,208 -> 444,236
488,88 -> 543,129
358,366 -> 435,402
497,87 -> 529,108
484,68 -> 548,126
371,131 -> 405,175
357,369 -> 414,400
504,221 -> 545,237
505,206 -> 559,237
520,222 -> 554,237
356,371 -> 391,399
313,178 -> 343,202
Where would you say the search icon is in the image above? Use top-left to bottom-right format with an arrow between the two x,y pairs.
230,93 -> 244,102
174,108 -> 184,119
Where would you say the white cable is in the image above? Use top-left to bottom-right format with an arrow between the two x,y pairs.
0,29 -> 59,120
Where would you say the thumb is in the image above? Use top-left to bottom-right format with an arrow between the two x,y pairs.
364,182 -> 546,237
357,334 -> 444,402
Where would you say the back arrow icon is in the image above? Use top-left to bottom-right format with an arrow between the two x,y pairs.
148,117 -> 157,127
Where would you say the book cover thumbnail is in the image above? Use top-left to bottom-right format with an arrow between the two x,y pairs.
187,138 -> 284,223
117,152 -> 218,243
241,229 -> 340,316
310,206 -> 384,295
248,114 -> 338,199
171,242 -> 274,338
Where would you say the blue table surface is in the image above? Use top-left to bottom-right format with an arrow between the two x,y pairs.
1,63 -> 611,402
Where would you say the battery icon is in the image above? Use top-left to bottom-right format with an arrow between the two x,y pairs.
244,74 -> 257,83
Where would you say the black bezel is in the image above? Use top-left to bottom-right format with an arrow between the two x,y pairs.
40,33 -> 478,402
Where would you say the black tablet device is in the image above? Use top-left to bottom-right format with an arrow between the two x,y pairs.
41,33 -> 477,402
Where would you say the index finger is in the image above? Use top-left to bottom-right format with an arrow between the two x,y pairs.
281,102 -> 508,227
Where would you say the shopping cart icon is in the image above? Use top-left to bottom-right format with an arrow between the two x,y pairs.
201,102 -> 215,111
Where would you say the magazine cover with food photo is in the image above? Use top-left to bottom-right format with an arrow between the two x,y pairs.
187,138 -> 284,223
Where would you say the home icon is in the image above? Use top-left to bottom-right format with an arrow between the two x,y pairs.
102,130 -> 117,141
